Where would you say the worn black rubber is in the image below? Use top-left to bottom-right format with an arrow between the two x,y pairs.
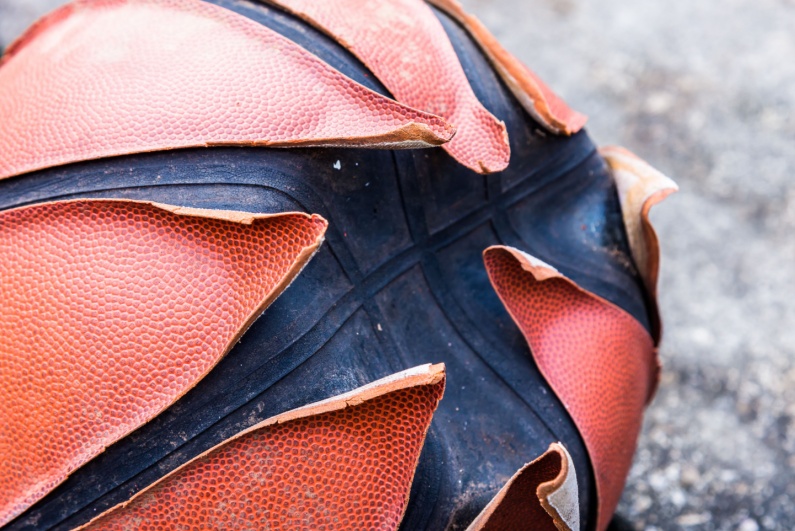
0,2 -> 649,530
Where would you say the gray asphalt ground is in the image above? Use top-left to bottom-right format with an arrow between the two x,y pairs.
2,1 -> 794,529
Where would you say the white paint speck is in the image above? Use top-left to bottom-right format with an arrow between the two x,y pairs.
333,160 -> 341,170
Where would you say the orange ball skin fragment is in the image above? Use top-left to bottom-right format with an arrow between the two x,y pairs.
76,365 -> 446,531
0,0 -> 454,181
264,0 -> 510,173
0,199 -> 327,526
427,0 -> 587,135
484,246 -> 657,531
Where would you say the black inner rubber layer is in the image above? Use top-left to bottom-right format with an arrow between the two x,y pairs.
0,2 -> 652,529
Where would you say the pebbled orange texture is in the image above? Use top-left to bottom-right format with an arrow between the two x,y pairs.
263,0 -> 510,174
0,199 -> 327,526
484,246 -> 657,531
0,0 -> 455,181
427,0 -> 587,135
76,364 -> 446,531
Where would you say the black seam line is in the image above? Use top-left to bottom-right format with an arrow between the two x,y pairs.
0,181 -> 292,212
360,299 -> 411,374
353,148 -> 418,374
391,151 -> 596,437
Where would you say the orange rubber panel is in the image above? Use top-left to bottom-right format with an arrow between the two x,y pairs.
484,246 -> 657,531
264,0 -> 510,174
0,0 -> 455,181
0,199 -> 327,526
76,364 -> 446,531
427,0 -> 587,135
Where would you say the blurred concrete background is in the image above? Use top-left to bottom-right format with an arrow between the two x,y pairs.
2,1 -> 794,529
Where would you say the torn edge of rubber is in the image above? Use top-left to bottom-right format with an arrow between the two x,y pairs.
255,363 -> 445,428
483,244 -> 659,403
74,363 -> 446,530
276,120 -> 455,150
426,0 -> 587,135
466,442 -> 580,531
542,444 -> 580,531
600,146 -> 677,345
1,197 -> 325,226
260,0 -> 509,174
484,245 -> 620,307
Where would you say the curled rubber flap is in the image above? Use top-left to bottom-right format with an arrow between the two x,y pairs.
263,0 -> 510,173
467,442 -> 580,531
601,146 -> 678,344
0,0 -> 455,180
484,245 -> 657,531
428,0 -> 587,135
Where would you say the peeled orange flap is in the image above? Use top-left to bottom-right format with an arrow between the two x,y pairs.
467,443 -> 580,531
484,245 -> 657,531
600,146 -> 678,344
264,0 -> 510,173
76,364 -> 446,531
0,199 -> 327,526
428,0 -> 587,135
0,0 -> 455,181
